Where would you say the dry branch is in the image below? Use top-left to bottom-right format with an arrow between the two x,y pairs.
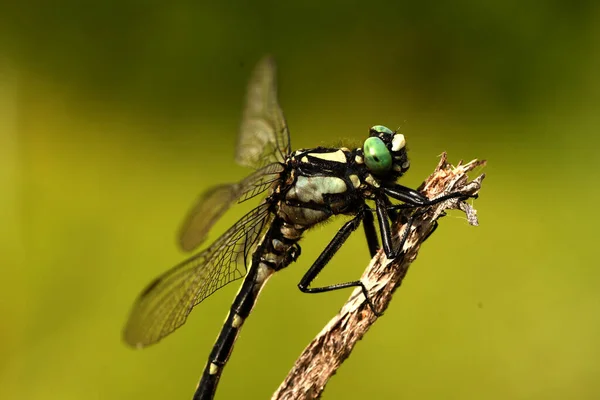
272,153 -> 486,400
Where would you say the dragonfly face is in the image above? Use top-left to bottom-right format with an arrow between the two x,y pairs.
365,124 -> 410,176
123,56 -> 470,400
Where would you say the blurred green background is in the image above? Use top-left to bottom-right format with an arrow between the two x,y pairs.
1,1 -> 599,399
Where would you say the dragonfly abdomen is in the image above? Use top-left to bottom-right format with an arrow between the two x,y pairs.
194,217 -> 301,399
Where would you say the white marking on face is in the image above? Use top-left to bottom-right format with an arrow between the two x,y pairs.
391,134 -> 406,152
365,174 -> 380,188
209,363 -> 219,375
308,149 -> 347,163
402,160 -> 410,169
355,155 -> 364,164
232,314 -> 244,328
349,174 -> 361,188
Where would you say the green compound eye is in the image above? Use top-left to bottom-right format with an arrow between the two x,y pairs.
370,125 -> 394,136
363,137 -> 392,174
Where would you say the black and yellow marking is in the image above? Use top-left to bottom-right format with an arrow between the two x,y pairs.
123,54 -> 473,400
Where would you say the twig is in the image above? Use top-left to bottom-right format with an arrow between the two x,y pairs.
272,153 -> 486,400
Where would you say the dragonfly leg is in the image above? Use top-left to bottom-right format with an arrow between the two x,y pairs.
362,208 -> 379,258
384,195 -> 399,222
384,183 -> 475,209
361,194 -> 403,258
383,184 -> 467,250
423,216 -> 441,242
393,208 -> 443,255
298,210 -> 382,316
375,196 -> 399,259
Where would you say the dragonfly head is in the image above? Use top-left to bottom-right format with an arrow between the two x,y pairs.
362,125 -> 410,178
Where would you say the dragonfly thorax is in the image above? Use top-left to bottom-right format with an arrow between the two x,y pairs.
124,57 -> 473,400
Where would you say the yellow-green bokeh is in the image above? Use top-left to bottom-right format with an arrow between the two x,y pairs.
1,2 -> 599,399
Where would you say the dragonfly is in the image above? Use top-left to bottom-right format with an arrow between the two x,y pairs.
123,56 -> 471,400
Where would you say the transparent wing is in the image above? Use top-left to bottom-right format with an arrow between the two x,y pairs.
178,162 -> 283,252
124,202 -> 274,347
236,56 -> 291,168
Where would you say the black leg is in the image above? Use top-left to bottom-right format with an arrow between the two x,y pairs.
383,184 -> 472,208
298,210 -> 381,316
422,215 -> 442,243
375,196 -> 397,259
393,207 -> 445,256
391,205 -> 439,258
363,208 -> 379,258
380,194 -> 399,223
363,196 -> 399,259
